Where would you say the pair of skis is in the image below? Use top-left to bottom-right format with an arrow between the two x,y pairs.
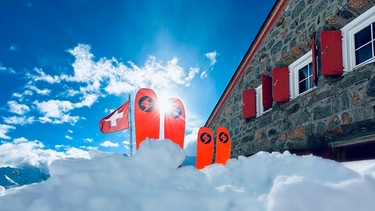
134,88 -> 230,169
134,88 -> 185,149
196,126 -> 231,169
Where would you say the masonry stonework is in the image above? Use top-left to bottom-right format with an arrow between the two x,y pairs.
207,0 -> 375,159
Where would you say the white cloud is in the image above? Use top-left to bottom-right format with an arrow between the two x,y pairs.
12,90 -> 33,100
32,93 -> 99,125
200,71 -> 208,79
67,44 -> 199,95
83,138 -> 93,143
13,137 -> 28,144
68,129 -> 73,133
7,43 -> 201,127
200,51 -> 218,78
27,85 -> 51,95
80,146 -> 98,151
38,114 -> 79,125
55,144 -> 64,149
3,116 -> 35,125
29,67 -> 61,84
8,101 -> 30,115
34,99 -> 73,117
74,93 -> 98,108
0,138 -> 90,169
0,64 -> 16,74
67,44 -> 97,82
100,140 -> 119,147
34,100 -> 79,125
67,88 -> 80,97
0,124 -> 15,140
205,50 -> 217,66
185,67 -> 200,85
65,135 -> 73,140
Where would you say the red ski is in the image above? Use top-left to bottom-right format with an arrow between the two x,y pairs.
196,127 -> 214,169
164,98 -> 185,149
215,126 -> 231,164
134,88 -> 160,150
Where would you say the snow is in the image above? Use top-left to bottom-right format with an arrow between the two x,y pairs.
0,139 -> 375,211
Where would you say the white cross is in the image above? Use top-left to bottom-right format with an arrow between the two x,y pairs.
105,110 -> 123,127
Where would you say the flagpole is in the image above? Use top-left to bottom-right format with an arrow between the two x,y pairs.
128,93 -> 133,156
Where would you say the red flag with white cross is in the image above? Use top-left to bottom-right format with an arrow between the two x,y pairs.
99,101 -> 129,134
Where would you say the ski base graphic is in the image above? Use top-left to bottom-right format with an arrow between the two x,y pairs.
196,127 -> 214,169
164,98 -> 185,149
215,126 -> 231,165
134,88 -> 160,149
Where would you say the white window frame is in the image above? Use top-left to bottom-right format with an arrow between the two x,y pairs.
255,85 -> 263,117
342,6 -> 375,72
255,85 -> 271,117
289,50 -> 315,99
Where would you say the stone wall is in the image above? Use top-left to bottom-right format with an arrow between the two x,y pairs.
209,0 -> 375,158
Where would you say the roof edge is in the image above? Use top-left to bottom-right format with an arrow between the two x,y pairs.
205,0 -> 288,128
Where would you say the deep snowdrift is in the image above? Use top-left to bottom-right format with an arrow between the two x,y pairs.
1,139 -> 375,211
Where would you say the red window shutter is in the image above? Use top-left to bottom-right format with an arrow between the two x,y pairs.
262,74 -> 273,109
312,37 -> 317,85
242,89 -> 256,119
272,67 -> 290,102
320,30 -> 343,76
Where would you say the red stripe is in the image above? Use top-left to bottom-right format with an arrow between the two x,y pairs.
206,0 -> 288,127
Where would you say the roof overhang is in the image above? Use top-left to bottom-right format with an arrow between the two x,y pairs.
329,134 -> 375,148
205,0 -> 288,127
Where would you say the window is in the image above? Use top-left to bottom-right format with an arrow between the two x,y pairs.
289,51 -> 316,99
255,85 -> 270,117
342,6 -> 375,72
354,24 -> 375,65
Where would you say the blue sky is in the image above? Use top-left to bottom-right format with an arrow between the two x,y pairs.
0,0 -> 275,156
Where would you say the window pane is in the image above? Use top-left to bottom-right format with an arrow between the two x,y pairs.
298,65 -> 309,82
308,63 -> 312,76
355,25 -> 371,48
299,79 -> 308,93
308,63 -> 315,88
308,76 -> 313,89
355,43 -> 372,64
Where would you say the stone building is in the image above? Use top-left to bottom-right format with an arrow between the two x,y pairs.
205,0 -> 375,162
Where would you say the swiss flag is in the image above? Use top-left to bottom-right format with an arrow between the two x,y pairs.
99,101 -> 129,134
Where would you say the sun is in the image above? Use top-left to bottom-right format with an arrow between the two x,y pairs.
158,92 -> 175,116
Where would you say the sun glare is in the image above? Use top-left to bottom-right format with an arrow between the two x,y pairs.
158,92 -> 174,116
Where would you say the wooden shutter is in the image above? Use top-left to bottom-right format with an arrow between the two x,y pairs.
320,30 -> 343,76
272,67 -> 290,102
242,89 -> 256,118
312,37 -> 317,85
262,74 -> 273,109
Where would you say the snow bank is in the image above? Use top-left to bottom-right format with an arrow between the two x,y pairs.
0,139 -> 375,211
